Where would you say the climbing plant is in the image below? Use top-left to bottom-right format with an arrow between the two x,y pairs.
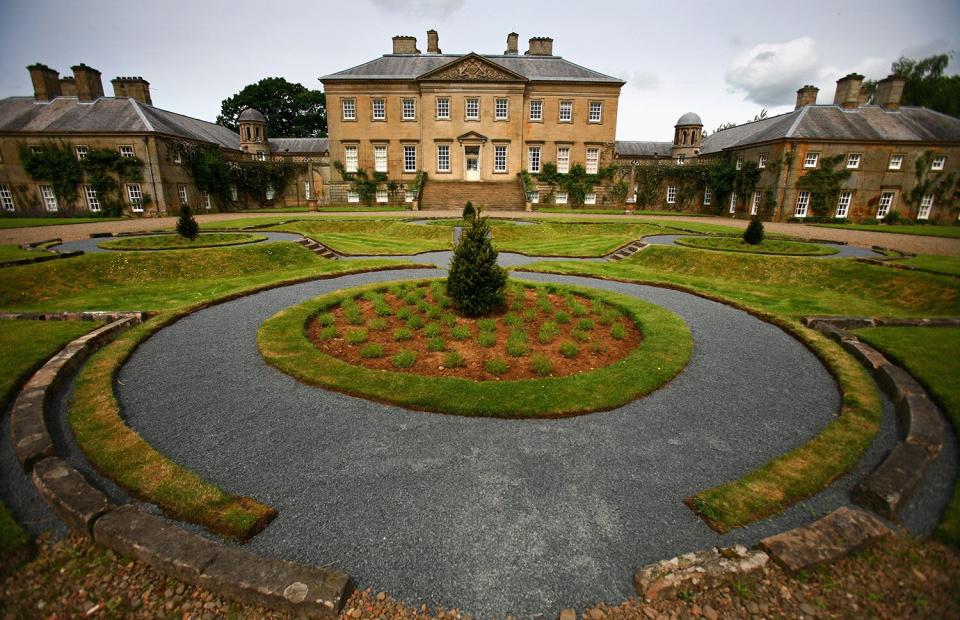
795,154 -> 851,216
904,150 -> 958,220
183,145 -> 304,204
19,142 -> 83,206
81,148 -> 144,216
535,163 -> 616,207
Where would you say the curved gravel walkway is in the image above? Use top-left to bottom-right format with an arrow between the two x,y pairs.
641,234 -> 883,258
49,231 -> 304,254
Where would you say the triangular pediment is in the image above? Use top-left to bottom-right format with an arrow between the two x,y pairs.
418,53 -> 527,82
456,131 -> 488,143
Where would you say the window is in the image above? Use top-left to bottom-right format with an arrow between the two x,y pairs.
173,151 -> 182,164
918,195 -> 934,220
751,191 -> 761,216
403,145 -> 417,173
847,153 -> 861,169
265,185 -> 275,201
342,98 -> 356,120
529,100 -> 542,121
803,152 -> 819,168
758,154 -> 767,169
494,145 -> 508,173
888,154 -> 903,170
372,98 -> 385,120
84,185 -> 100,212
586,147 -> 599,174
304,182 -> 311,200
436,144 -> 450,172
666,186 -> 677,204
405,190 -> 415,203
256,152 -> 266,161
465,98 -> 479,120
376,189 -> 388,203
495,98 -> 508,120
528,146 -> 541,173
555,191 -> 568,205
528,191 -> 539,204
588,101 -> 602,123
230,185 -> 238,201
729,192 -> 737,214
119,145 -> 135,158
0,185 -> 15,211
436,97 -> 450,119
795,191 -> 810,217
703,188 -> 712,206
877,191 -> 895,219
559,100 -> 572,122
127,183 -> 143,212
203,191 -> 212,210
584,192 -> 597,205
347,191 -> 359,203
677,155 -> 686,166
931,155 -> 946,171
40,185 -> 58,212
557,146 -> 570,174
402,98 -> 416,120
735,157 -> 743,171
254,127 -> 261,142
178,184 -> 188,205
75,145 -> 88,160
344,145 -> 358,173
836,191 -> 852,218
374,145 -> 388,173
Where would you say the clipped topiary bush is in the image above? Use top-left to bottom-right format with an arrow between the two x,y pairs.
177,204 -> 199,240
462,201 -> 476,221
743,218 -> 764,245
446,211 -> 508,317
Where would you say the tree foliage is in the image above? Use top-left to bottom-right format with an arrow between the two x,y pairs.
462,201 -> 475,220
446,211 -> 508,317
182,145 -> 305,205
863,54 -> 960,118
176,204 -> 199,240
743,218 -> 765,245
217,77 -> 327,137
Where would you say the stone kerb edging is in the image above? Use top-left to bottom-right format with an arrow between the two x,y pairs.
803,315 -> 952,519
8,313 -> 353,617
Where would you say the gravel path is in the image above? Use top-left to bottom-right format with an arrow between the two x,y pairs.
640,234 -> 884,258
48,231 -> 304,254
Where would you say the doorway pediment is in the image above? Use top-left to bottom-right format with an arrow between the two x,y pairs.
457,131 -> 488,144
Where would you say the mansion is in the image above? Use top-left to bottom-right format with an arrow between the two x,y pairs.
0,31 -> 958,221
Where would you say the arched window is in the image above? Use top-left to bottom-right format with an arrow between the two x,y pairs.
255,127 -> 261,142
682,130 -> 688,145
245,126 -> 251,140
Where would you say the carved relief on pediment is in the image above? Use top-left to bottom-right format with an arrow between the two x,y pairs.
421,57 -> 523,82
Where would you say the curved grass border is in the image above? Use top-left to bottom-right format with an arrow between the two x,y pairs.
259,278 -> 692,418
513,266 -> 882,532
98,232 -> 267,251
674,236 -> 839,257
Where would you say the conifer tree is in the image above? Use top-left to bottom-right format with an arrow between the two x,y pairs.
462,201 -> 475,221
446,210 -> 508,317
743,218 -> 764,245
177,204 -> 200,240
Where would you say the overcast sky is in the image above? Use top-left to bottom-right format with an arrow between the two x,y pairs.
1,0 -> 958,140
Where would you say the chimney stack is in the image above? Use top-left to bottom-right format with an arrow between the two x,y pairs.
795,85 -> 819,109
72,64 -> 104,101
27,63 -> 61,101
525,37 -> 554,56
426,29 -> 440,54
833,73 -> 864,109
392,35 -> 420,54
112,76 -> 152,105
59,77 -> 76,96
875,74 -> 907,110
505,32 -> 519,55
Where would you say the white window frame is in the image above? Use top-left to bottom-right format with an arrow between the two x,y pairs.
528,146 -> 541,174
495,98 -> 508,120
528,191 -> 539,204
795,191 -> 810,218
347,190 -> 360,203
588,101 -> 602,123
584,192 -> 597,205
376,189 -> 388,204
846,153 -> 861,169
666,185 -> 677,204
0,185 -> 15,212
751,191 -> 761,216
304,181 -> 311,201
403,145 -> 417,173
402,98 -> 416,120
703,187 -> 712,206
494,145 -> 508,173
836,191 -> 852,218
40,185 -> 58,212
344,145 -> 358,173
405,190 -> 415,203
529,100 -> 543,121
371,98 -> 386,121
203,191 -> 212,210
436,144 -> 450,172
556,146 -> 570,174
230,185 -> 238,202
84,185 -> 101,212
758,154 -> 767,169
559,100 -> 573,122
918,195 -> 934,220
729,192 -> 737,214
119,145 -> 135,158
75,145 -> 88,160
436,97 -> 450,120
735,157 -> 743,171
127,183 -> 143,212
341,98 -> 356,121
677,155 -> 686,166
803,152 -> 819,168
173,151 -> 182,164
256,152 -> 266,162
877,191 -> 895,219
265,185 -> 276,201
555,191 -> 568,205
374,145 -> 388,173
888,154 -> 903,170
178,184 -> 188,205
465,98 -> 479,120
585,147 -> 600,174
931,155 -> 946,171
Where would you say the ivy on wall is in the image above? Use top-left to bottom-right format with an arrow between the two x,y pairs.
531,163 -> 616,207
905,150 -> 958,219
183,145 -> 305,205
19,143 -> 84,206
332,161 -> 406,205
795,154 -> 851,216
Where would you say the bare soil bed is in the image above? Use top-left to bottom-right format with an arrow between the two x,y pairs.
307,281 -> 642,381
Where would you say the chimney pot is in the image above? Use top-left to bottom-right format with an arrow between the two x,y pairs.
833,72 -> 864,109
505,32 -> 519,55
27,63 -> 61,101
392,35 -> 420,54
875,74 -> 907,110
525,36 -> 554,56
795,85 -> 819,109
426,29 -> 440,54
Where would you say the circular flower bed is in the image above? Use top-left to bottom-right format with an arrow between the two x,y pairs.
674,236 -> 838,256
98,232 -> 266,251
258,279 -> 692,417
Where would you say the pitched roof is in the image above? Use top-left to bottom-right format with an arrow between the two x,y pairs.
321,53 -> 623,84
700,105 -> 960,154
614,140 -> 674,157
0,96 -> 240,150
268,137 -> 329,154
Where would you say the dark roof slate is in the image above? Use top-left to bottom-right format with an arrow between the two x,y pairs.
614,140 -> 674,157
268,137 -> 329,154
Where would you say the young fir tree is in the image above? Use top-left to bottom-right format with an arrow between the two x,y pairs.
462,201 -> 476,221
176,204 -> 200,240
446,211 -> 508,317
743,218 -> 765,245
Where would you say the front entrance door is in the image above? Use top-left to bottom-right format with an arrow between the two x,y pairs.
464,146 -> 480,181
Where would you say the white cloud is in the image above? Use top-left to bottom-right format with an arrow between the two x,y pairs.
619,69 -> 660,91
724,37 -> 823,106
369,0 -> 464,18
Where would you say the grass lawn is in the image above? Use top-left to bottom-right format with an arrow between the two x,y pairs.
812,223 -> 960,239
647,219 -> 746,235
274,220 -> 452,254
674,236 -> 839,256
886,254 -> 960,277
97,232 -> 265,251
853,326 -> 960,547
0,319 -> 101,557
493,221 -> 666,256
316,205 -> 410,212
0,217 -> 124,229
0,245 -> 49,263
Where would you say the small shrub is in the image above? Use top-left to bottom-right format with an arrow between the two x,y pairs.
555,311 -> 571,325
559,342 -> 579,358
569,301 -> 588,317
485,357 -> 508,375
478,318 -> 497,333
538,321 -> 560,344
477,332 -> 497,348
388,285 -> 405,298
522,308 -> 537,322
743,218 -> 765,245
599,309 -> 619,326
611,323 -> 627,340
176,204 -> 199,240
317,326 -> 338,341
530,355 -> 553,377
416,300 -> 430,314
396,307 -> 413,321
504,312 -> 523,329
368,318 -> 389,331
506,332 -> 528,357
590,341 -> 607,354
392,350 -> 417,368
577,319 -> 595,331
444,350 -> 465,368
403,292 -> 419,305
316,312 -> 335,327
426,305 -> 442,319
572,329 -> 589,342
537,299 -> 554,315
427,337 -> 446,352
374,303 -> 393,317
345,328 -> 368,345
360,343 -> 383,358
344,306 -> 364,325
424,322 -> 442,337
407,315 -> 425,330
362,291 -> 383,304
450,325 -> 471,341
441,312 -> 457,327
393,327 -> 413,341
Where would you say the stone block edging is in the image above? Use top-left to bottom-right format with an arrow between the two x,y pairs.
8,311 -> 354,617
803,315 -> 952,520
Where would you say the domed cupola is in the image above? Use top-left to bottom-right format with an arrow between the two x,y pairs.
672,112 -> 703,162
238,107 -> 269,159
